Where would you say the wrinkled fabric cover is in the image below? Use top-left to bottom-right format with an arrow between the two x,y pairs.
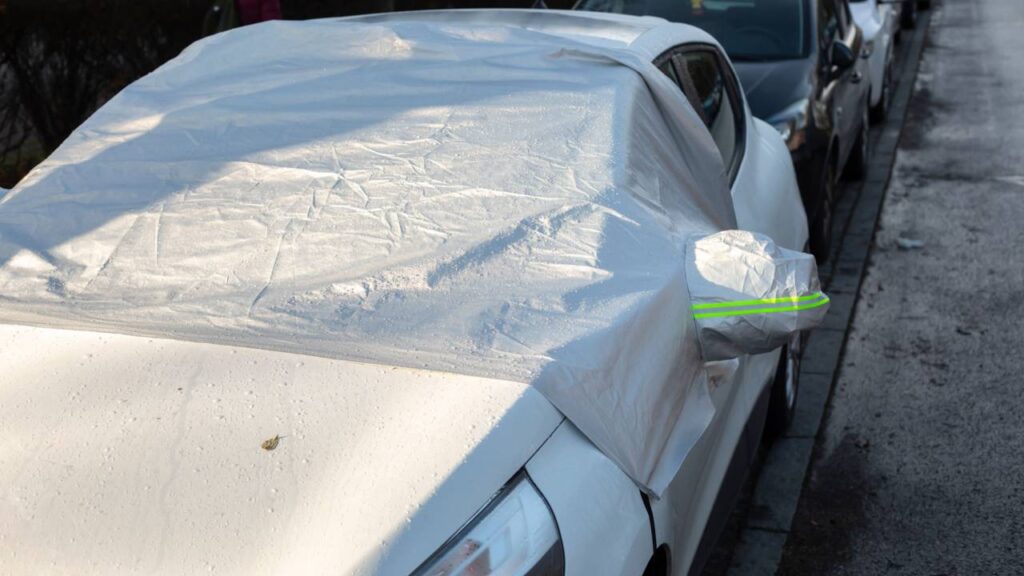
686,231 -> 828,362
0,19 -> 736,494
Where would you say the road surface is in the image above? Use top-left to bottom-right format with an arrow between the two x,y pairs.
779,0 -> 1024,573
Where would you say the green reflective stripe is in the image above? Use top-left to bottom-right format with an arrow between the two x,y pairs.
693,294 -> 830,320
691,292 -> 825,311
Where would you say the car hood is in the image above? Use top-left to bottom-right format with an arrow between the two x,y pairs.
733,57 -> 815,122
0,323 -> 563,575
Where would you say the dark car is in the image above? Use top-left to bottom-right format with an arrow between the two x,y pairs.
575,0 -> 871,261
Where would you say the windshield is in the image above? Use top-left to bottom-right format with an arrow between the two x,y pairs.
575,0 -> 809,61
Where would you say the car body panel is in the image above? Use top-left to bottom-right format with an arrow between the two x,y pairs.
851,0 -> 898,107
832,23 -> 869,170
732,118 -> 809,253
526,421 -> 652,576
0,323 -> 563,575
649,351 -> 780,574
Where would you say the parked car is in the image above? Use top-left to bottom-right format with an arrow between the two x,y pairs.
0,11 -> 827,576
575,0 -> 872,261
851,0 -> 899,122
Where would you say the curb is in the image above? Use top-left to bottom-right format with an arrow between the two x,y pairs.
724,10 -> 934,576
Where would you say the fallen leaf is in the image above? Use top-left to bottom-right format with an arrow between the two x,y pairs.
262,435 -> 281,451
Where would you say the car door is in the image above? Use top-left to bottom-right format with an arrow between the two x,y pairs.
650,44 -> 784,575
829,0 -> 866,167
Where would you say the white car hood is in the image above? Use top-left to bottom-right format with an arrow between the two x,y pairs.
0,323 -> 562,575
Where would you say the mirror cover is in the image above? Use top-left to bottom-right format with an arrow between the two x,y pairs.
686,230 -> 829,362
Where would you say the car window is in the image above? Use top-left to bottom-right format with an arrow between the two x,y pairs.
655,53 -> 711,126
674,49 -> 744,182
657,58 -> 681,86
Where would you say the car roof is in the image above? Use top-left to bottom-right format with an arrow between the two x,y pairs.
347,9 -> 723,62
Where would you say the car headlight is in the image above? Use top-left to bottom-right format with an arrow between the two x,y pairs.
413,473 -> 565,576
771,98 -> 810,152
862,40 -> 875,59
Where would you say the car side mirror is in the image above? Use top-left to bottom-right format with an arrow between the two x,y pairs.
830,40 -> 857,77
685,231 -> 828,362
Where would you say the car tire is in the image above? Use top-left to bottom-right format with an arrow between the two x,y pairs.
809,160 -> 836,263
870,56 -> 893,123
766,331 -> 803,438
901,0 -> 918,29
844,106 -> 870,181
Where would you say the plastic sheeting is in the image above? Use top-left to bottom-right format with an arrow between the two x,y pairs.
686,231 -> 828,362
0,17 -> 796,495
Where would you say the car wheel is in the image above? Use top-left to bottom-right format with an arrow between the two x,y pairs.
809,160 -> 836,263
766,331 -> 803,438
901,0 -> 918,29
845,105 -> 870,180
870,56 -> 893,123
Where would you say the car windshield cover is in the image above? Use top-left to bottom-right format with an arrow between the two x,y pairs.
0,17 -> 742,496
576,0 -> 807,61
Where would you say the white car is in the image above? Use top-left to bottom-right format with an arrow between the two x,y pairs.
851,0 -> 899,121
0,11 -> 825,576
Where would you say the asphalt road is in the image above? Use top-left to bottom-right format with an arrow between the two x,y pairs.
778,0 -> 1024,574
